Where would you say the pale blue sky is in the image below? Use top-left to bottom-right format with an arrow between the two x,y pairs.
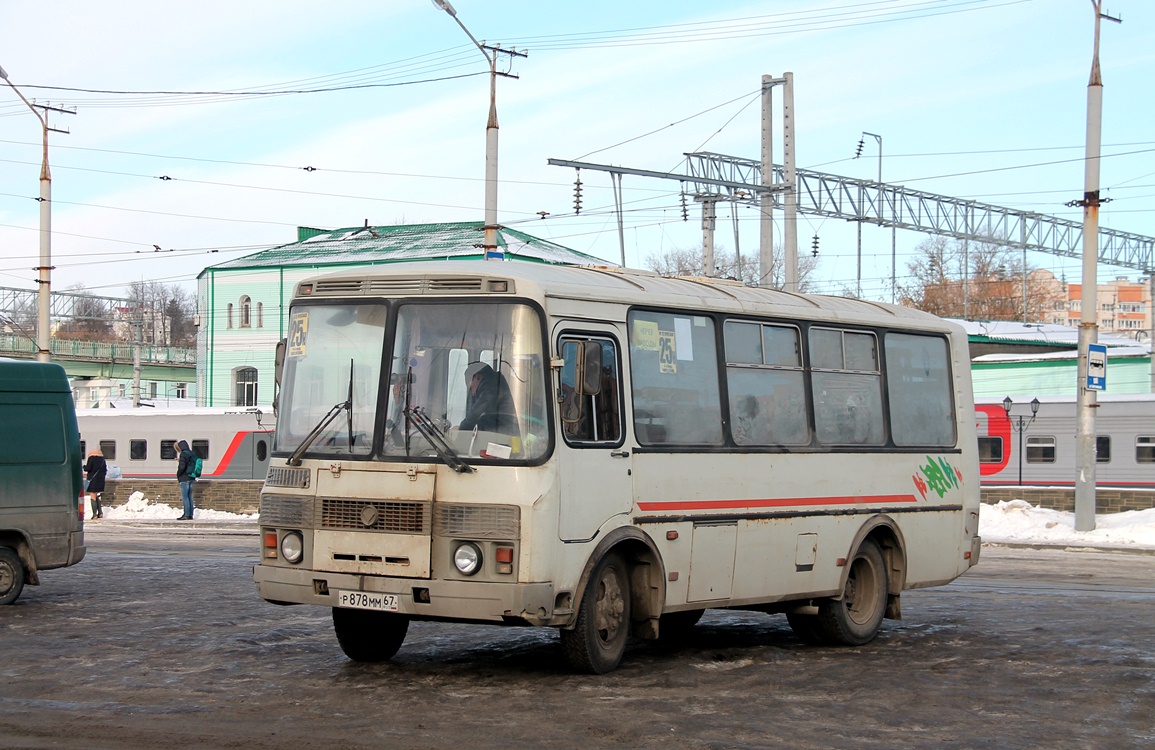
1,0 -> 1152,301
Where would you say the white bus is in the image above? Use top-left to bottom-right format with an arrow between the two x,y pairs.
254,261 -> 980,673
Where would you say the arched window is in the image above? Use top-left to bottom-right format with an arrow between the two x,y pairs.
240,296 -> 252,328
257,301 -> 264,328
235,367 -> 258,406
227,303 -> 234,329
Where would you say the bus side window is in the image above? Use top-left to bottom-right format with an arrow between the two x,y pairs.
559,336 -> 622,445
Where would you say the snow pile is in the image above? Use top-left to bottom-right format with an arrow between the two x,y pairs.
980,499 -> 1155,550
99,490 -> 258,522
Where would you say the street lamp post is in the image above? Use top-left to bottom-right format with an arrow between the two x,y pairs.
1003,396 -> 1040,486
431,1 -> 524,261
1,64 -> 59,362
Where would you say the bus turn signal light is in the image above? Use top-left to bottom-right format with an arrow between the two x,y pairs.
263,531 -> 278,558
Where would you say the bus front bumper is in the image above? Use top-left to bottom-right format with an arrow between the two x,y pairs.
253,564 -> 556,626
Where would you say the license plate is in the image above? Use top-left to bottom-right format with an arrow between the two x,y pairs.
335,590 -> 399,612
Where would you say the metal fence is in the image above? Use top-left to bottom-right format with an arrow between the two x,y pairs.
0,334 -> 196,364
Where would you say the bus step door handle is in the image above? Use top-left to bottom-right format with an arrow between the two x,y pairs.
610,450 -> 630,458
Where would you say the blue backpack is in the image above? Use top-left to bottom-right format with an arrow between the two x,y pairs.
186,454 -> 203,479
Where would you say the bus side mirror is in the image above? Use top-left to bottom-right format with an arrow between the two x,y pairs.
273,339 -> 286,417
581,341 -> 603,396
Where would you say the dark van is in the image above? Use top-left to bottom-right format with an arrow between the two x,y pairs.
0,358 -> 86,604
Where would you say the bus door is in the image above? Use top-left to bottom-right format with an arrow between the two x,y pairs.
556,329 -> 631,542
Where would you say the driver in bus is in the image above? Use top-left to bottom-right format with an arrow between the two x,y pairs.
459,362 -> 519,436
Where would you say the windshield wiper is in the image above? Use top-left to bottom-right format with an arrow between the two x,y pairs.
403,406 -> 473,474
286,361 -> 354,467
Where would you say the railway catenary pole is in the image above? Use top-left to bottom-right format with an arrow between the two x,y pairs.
1074,2 -> 1120,532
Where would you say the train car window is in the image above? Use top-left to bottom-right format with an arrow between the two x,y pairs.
100,440 -> 116,460
1096,436 -> 1111,463
161,441 -> 178,460
80,440 -> 87,457
130,439 -> 147,461
978,436 -> 1003,463
1137,437 -> 1155,464
257,439 -> 268,462
1025,435 -> 1056,463
192,440 -> 209,459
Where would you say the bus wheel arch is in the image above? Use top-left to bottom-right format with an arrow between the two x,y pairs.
843,516 -> 907,609
561,528 -> 665,673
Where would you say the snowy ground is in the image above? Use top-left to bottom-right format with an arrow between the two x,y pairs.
84,493 -> 1155,550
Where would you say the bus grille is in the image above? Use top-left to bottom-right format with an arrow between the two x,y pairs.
265,467 -> 310,489
260,495 -> 314,526
320,498 -> 431,534
434,504 -> 520,539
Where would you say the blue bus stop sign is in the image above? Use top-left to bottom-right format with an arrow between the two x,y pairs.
1087,343 -> 1107,391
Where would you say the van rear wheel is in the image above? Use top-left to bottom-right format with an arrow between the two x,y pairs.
0,547 -> 26,605
332,607 -> 409,662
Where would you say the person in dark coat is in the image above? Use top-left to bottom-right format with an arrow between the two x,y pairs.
459,362 -> 519,436
175,440 -> 196,520
83,449 -> 107,520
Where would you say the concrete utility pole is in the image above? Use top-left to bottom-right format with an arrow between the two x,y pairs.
1073,1 -> 1120,532
0,64 -> 74,362
759,73 -> 796,290
431,0 -> 525,261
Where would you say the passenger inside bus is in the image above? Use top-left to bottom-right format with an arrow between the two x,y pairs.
459,362 -> 518,436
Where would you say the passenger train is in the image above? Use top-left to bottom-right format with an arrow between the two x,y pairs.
76,407 -> 274,481
976,394 -> 1155,488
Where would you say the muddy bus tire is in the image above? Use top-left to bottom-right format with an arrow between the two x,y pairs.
815,539 -> 888,646
561,552 -> 631,674
332,607 -> 410,662
0,547 -> 25,606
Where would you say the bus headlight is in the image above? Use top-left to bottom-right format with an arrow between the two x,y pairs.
453,542 -> 483,576
280,531 -> 304,564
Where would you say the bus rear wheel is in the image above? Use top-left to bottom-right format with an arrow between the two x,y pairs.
561,552 -> 631,674
332,607 -> 409,662
0,547 -> 25,605
816,539 -> 888,646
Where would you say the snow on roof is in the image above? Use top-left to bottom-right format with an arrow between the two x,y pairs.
201,222 -> 607,274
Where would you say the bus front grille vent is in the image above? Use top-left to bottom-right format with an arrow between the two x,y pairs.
434,504 -> 520,539
260,495 -> 315,527
427,277 -> 485,292
313,280 -> 366,295
320,498 -> 431,534
265,467 -> 310,489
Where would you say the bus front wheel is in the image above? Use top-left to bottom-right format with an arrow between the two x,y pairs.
0,546 -> 25,606
332,607 -> 409,662
816,539 -> 888,646
561,552 -> 631,674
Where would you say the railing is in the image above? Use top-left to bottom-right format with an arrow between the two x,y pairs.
0,334 -> 196,365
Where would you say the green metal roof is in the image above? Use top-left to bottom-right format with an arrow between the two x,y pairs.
200,222 -> 607,276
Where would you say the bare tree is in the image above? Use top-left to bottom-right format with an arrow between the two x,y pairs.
645,245 -> 818,292
897,237 -> 1059,320
55,284 -> 116,341
126,281 -> 196,347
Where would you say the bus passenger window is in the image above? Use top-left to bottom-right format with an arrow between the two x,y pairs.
559,336 -> 621,445
627,311 -> 722,446
723,321 -> 808,447
809,327 -> 884,446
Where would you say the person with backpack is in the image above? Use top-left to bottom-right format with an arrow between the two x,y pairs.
175,440 -> 198,520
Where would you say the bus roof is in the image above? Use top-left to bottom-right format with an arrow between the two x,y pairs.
295,261 -> 957,333
0,358 -> 72,394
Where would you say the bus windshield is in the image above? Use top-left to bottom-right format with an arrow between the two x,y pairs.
274,303 -> 388,458
382,302 -> 549,463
